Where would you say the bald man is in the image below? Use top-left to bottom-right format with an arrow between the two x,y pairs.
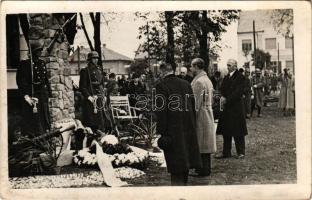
177,66 -> 193,83
215,59 -> 248,159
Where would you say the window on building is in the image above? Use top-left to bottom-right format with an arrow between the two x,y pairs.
285,37 -> 293,49
270,61 -> 282,73
103,68 -> 110,74
265,38 -> 276,50
242,39 -> 252,52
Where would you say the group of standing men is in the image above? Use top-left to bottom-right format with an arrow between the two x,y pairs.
155,58 -> 248,185
16,44 -> 248,186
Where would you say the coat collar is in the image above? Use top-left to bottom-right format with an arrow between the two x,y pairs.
192,70 -> 207,84
227,69 -> 239,80
164,73 -> 175,79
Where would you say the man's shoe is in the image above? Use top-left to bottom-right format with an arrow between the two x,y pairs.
214,154 -> 231,159
236,154 -> 245,159
189,171 -> 210,177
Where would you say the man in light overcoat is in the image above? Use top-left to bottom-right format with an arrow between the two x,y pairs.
190,58 -> 216,176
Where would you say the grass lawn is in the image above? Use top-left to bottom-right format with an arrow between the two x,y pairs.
127,102 -> 296,186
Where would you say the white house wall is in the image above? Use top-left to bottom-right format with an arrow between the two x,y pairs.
237,11 -> 294,73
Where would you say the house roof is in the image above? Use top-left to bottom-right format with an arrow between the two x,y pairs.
70,45 -> 133,62
237,10 -> 273,33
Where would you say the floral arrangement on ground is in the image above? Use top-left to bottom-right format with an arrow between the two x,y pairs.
73,135 -> 149,170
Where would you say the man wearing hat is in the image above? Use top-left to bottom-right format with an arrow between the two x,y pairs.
16,42 -> 52,137
251,68 -> 265,117
79,51 -> 112,133
216,59 -> 248,159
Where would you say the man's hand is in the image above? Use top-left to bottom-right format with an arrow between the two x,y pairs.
24,95 -> 38,106
88,96 -> 94,103
24,95 -> 33,105
220,96 -> 226,105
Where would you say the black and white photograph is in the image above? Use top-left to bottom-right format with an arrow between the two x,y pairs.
0,1 -> 311,200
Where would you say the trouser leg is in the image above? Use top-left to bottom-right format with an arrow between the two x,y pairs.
234,136 -> 245,155
251,101 -> 255,117
245,96 -> 251,116
222,135 -> 232,157
171,170 -> 189,186
257,105 -> 261,115
196,153 -> 211,176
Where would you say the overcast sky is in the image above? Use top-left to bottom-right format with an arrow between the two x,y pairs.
73,12 -> 238,72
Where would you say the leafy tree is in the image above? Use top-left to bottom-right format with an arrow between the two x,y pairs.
136,10 -> 239,72
129,60 -> 149,76
270,9 -> 293,37
251,48 -> 271,70
165,11 -> 176,71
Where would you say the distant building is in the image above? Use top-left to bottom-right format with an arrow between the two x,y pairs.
69,44 -> 133,76
237,10 -> 294,73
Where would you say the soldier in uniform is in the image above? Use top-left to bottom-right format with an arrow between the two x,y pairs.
16,43 -> 52,137
79,51 -> 112,133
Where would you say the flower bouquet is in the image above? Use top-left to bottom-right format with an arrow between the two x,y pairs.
73,148 -> 97,167
73,135 -> 149,170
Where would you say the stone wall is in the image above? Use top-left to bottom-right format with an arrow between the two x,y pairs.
28,14 -> 75,127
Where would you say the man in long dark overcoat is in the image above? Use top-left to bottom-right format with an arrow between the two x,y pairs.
216,59 -> 248,159
79,51 -> 112,133
155,63 -> 202,186
16,43 -> 52,137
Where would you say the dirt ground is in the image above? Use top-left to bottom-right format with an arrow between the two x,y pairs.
127,102 -> 296,186
9,102 -> 296,187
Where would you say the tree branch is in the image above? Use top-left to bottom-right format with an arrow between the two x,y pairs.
79,13 -> 94,51
89,12 -> 96,26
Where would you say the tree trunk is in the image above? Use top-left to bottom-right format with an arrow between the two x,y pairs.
199,11 -> 209,73
165,11 -> 176,71
79,13 -> 94,51
90,12 -> 102,67
182,12 -> 192,65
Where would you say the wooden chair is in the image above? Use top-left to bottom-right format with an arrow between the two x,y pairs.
109,95 -> 140,123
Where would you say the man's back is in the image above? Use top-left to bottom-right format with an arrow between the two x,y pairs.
155,74 -> 201,173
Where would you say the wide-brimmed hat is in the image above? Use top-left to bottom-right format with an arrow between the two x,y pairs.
87,51 -> 99,60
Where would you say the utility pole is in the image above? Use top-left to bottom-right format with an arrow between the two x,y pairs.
77,46 -> 80,73
277,42 -> 280,73
147,22 -> 150,69
291,35 -> 295,74
253,20 -> 257,68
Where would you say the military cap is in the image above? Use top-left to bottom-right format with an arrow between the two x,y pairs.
87,51 -> 99,60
